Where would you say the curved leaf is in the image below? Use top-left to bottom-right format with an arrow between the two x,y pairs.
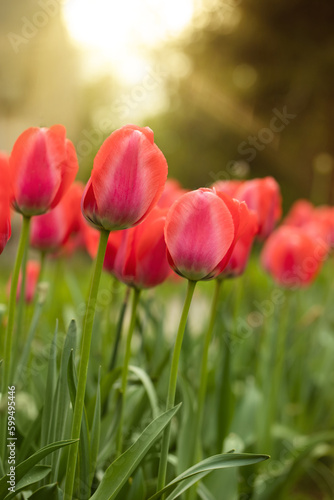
90,404 -> 181,500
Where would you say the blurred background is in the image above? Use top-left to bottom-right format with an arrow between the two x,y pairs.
1,0 -> 334,210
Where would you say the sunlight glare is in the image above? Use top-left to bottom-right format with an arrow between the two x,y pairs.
63,0 -> 194,83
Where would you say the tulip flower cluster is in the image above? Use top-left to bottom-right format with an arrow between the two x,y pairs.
3,120 -> 334,500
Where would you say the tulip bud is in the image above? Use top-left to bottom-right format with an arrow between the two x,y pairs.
113,207 -> 171,288
10,125 -> 79,216
30,182 -> 84,253
81,124 -> 168,231
235,177 -> 282,239
261,226 -> 328,288
164,188 -> 248,281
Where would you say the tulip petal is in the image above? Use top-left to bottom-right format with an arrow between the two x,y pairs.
91,127 -> 167,230
165,190 -> 235,281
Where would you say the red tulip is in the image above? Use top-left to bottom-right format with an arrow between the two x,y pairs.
7,260 -> 40,303
212,180 -> 244,198
0,152 -> 11,254
164,188 -> 248,281
84,223 -> 123,274
157,179 -> 187,209
283,199 -> 314,227
82,124 -> 168,231
221,209 -> 258,278
235,177 -> 282,239
10,125 -> 79,216
30,182 -> 84,252
113,207 -> 171,288
261,226 -> 328,288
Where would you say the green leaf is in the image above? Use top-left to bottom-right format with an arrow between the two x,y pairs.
148,453 -> 270,500
4,465 -> 51,500
40,322 -> 58,454
52,320 -> 77,480
176,377 -> 196,475
17,412 -> 43,463
26,482 -> 64,499
89,366 -> 101,491
125,467 -> 146,500
129,365 -> 159,419
67,350 -> 91,499
197,483 -> 216,500
90,404 -> 181,500
0,440 -> 77,498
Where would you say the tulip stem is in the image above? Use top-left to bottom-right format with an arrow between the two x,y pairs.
64,229 -> 109,500
109,286 -> 131,372
157,279 -> 196,496
186,279 -> 222,500
1,215 -> 31,462
259,291 -> 291,455
10,241 -> 28,381
116,287 -> 141,457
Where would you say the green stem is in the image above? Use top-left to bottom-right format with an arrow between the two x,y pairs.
0,215 -> 31,462
187,279 -> 222,500
217,329 -> 232,451
64,229 -> 109,500
39,251 -> 46,283
157,280 -> 196,496
10,237 -> 29,381
116,287 -> 141,457
109,286 -> 131,372
259,291 -> 291,455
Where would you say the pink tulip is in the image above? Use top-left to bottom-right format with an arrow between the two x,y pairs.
0,152 -> 11,254
261,226 -> 328,288
235,177 -> 282,239
113,207 -> 171,288
283,199 -> 314,227
30,182 -> 84,252
164,188 -> 248,281
157,179 -> 187,209
212,180 -> 244,198
221,209 -> 258,278
82,124 -> 168,231
10,125 -> 79,216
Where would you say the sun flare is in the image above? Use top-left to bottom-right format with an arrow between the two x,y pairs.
63,0 -> 195,83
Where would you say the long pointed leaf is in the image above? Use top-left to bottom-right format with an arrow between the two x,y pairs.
4,465 -> 51,500
27,482 -> 64,499
148,453 -> 269,500
0,440 -> 77,497
90,404 -> 181,500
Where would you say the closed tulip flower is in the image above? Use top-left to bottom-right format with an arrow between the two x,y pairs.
30,182 -> 84,253
261,226 -> 328,288
0,152 -> 11,254
82,124 -> 168,231
212,180 -> 244,198
10,125 -> 79,216
164,188 -> 248,281
157,179 -> 187,209
221,209 -> 258,278
235,176 -> 282,239
283,199 -> 314,227
113,207 -> 171,288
